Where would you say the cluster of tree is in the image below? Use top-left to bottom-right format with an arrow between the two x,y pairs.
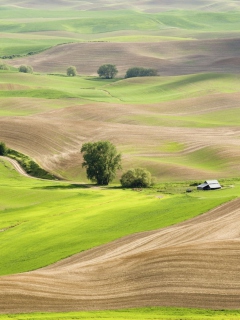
1,139 -> 153,187
1,54 -> 21,59
96,64 -> 157,79
125,67 -> 157,78
19,65 -> 33,73
81,140 -> 153,187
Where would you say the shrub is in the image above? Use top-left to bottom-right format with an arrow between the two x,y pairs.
67,66 -> 77,77
120,168 -> 153,188
0,64 -> 9,70
125,67 -> 157,78
19,65 -> 33,73
0,142 -> 7,156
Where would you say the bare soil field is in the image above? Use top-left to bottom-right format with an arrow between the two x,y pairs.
10,38 -> 240,76
0,198 -> 239,313
0,90 -> 240,180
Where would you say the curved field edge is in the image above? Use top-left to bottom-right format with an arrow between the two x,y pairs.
0,159 -> 238,276
0,307 -> 240,320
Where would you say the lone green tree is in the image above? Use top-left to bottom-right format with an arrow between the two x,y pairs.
0,141 -> 7,156
81,141 -> 121,185
97,64 -> 118,79
67,66 -> 77,77
120,168 -> 153,188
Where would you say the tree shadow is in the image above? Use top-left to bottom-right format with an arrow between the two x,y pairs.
32,183 -> 90,190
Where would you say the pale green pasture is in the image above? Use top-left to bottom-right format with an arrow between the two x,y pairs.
106,73 -> 240,103
0,37 -> 78,56
1,72 -> 239,103
0,159 -> 236,276
1,10 -> 240,35
0,97 -> 86,116
0,73 -> 119,115
0,73 -> 240,120
0,307 -> 240,320
141,147 -> 227,172
0,73 -> 117,91
97,35 -> 192,42
122,108 -> 240,128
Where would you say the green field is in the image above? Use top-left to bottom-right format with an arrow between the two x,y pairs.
0,72 -> 239,108
0,72 -> 240,127
0,158 -> 237,276
0,2 -> 240,317
0,8 -> 240,57
0,307 -> 240,320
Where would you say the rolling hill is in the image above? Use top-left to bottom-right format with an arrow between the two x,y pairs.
0,0 -> 240,318
0,198 -> 240,313
10,38 -> 240,76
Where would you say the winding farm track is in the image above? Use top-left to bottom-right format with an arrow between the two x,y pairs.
0,156 -> 32,178
0,198 -> 240,313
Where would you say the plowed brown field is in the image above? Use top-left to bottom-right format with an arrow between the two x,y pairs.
10,39 -> 240,76
1,90 -> 240,180
0,198 -> 240,313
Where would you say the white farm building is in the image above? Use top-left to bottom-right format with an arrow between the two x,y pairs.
197,180 -> 221,190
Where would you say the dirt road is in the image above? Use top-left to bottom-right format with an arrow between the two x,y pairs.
0,156 -> 32,178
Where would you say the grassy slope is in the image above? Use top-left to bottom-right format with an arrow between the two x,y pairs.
1,72 -> 240,126
0,159 -> 237,276
0,8 -> 240,58
0,307 -> 240,320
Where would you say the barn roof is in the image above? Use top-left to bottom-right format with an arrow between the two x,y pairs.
205,180 -> 219,184
197,180 -> 221,190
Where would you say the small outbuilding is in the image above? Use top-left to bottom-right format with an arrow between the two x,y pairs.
197,180 -> 221,190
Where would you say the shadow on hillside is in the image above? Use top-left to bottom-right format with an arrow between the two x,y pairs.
32,184 -> 89,190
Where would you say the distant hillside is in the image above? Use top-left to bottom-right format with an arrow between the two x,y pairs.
10,39 -> 240,76
2,0 -> 240,11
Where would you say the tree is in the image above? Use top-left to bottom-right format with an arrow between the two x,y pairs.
0,142 -> 7,156
19,65 -> 33,73
125,67 -> 157,78
81,141 -> 121,185
97,64 -> 118,79
120,168 -> 153,188
67,66 -> 77,77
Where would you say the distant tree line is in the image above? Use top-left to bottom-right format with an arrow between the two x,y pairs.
96,64 -> 158,79
125,67 -> 157,78
1,62 -> 157,79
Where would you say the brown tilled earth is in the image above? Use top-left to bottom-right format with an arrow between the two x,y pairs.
0,198 -> 240,313
0,92 -> 240,180
10,39 -> 240,76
